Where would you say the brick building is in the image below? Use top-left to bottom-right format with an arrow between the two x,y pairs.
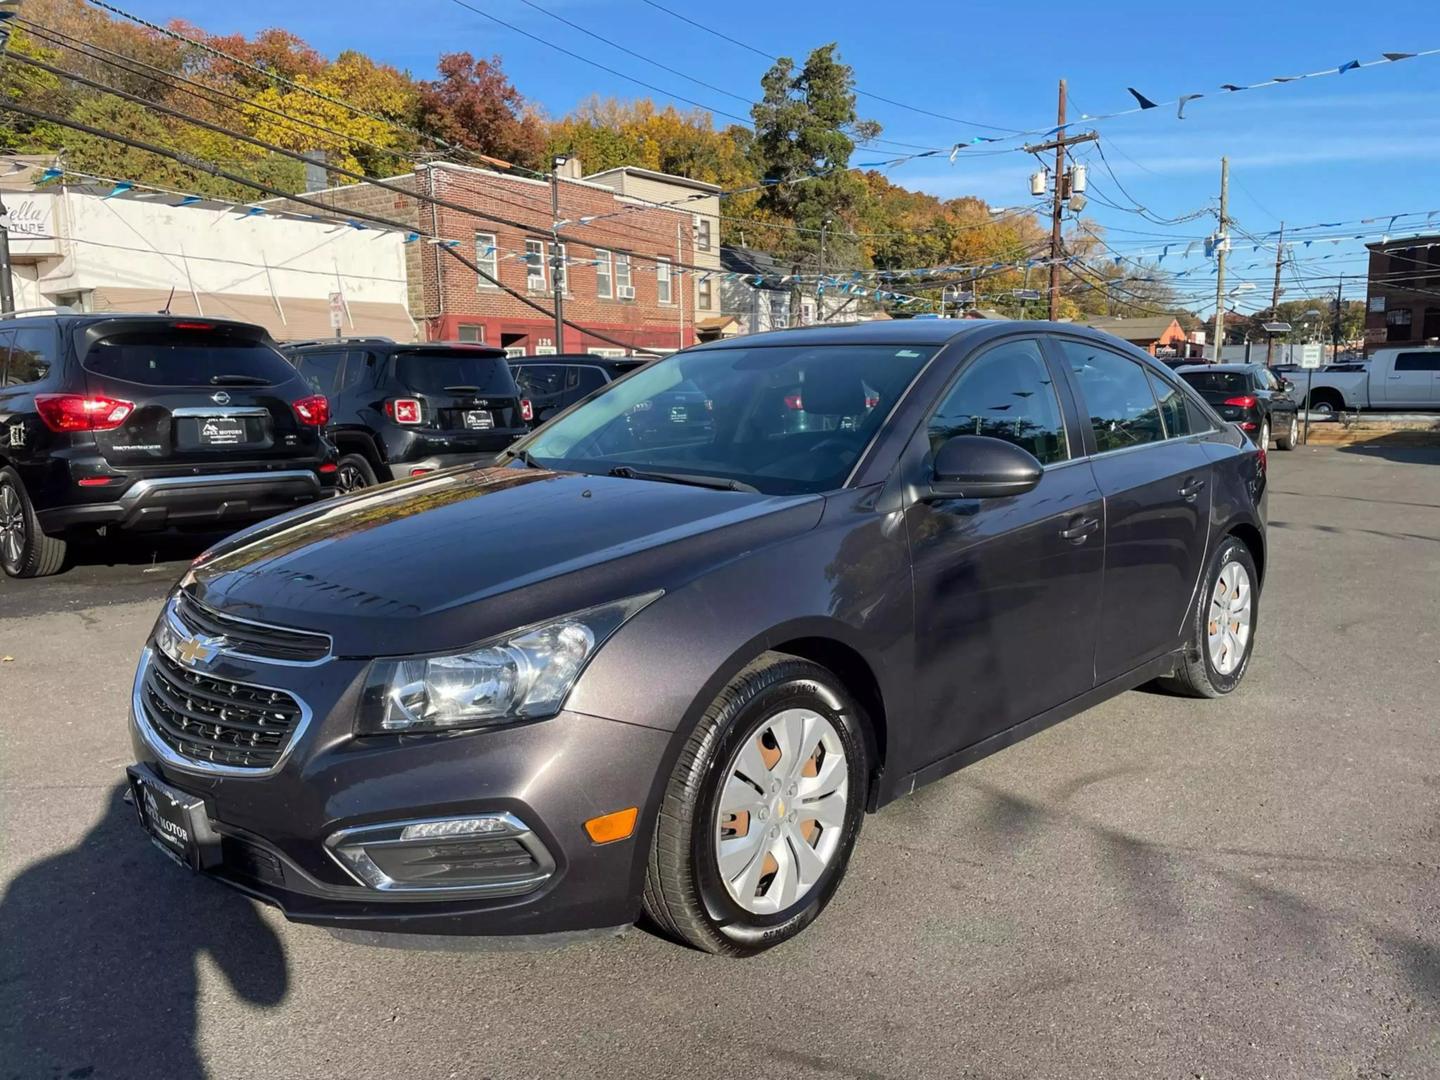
1364,234 -> 1440,353
282,161 -> 698,355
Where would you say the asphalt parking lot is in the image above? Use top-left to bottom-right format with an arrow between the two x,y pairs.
2,443 -> 1437,1080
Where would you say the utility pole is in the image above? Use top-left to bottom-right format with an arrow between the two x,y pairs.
0,191 -> 14,316
817,219 -> 829,324
1265,221 -> 1285,367
1023,80 -> 1097,321
1332,276 -> 1345,360
550,156 -> 567,352
1212,156 -> 1230,362
675,221 -> 684,350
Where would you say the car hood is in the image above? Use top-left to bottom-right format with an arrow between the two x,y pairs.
187,465 -> 823,656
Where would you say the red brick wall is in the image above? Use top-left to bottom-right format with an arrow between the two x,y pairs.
428,165 -> 696,353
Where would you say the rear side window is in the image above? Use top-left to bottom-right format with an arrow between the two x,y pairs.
395,350 -> 516,395
1179,370 -> 1251,395
1395,352 -> 1440,372
7,325 -> 58,386
294,350 -> 345,395
1061,341 -> 1165,452
513,364 -> 565,397
928,338 -> 1069,465
84,333 -> 296,386
1147,371 -> 1192,439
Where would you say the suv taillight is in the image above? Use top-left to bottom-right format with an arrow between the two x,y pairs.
386,398 -> 422,425
35,394 -> 135,432
519,398 -> 534,423
292,394 -> 330,427
1223,395 -> 1258,409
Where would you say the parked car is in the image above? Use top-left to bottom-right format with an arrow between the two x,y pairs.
1298,346 -> 1440,413
509,354 -> 648,425
281,339 -> 532,492
1176,363 -> 1300,450
0,313 -> 337,578
126,320 -> 1266,955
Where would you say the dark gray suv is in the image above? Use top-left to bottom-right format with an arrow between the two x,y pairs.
126,320 -> 1267,955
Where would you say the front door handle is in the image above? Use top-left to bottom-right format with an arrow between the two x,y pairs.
1060,516 -> 1100,543
1388,374 -> 1403,380
1179,478 -> 1207,501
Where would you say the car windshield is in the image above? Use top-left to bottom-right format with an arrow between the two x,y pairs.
395,349 -> 515,394
1180,370 -> 1251,395
522,343 -> 937,495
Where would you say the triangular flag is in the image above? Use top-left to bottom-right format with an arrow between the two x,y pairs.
243,207 -> 265,217
345,220 -> 367,230
177,195 -> 201,206
37,167 -> 64,184
1220,84 -> 1245,92
1126,88 -> 1159,109
403,232 -> 420,244
104,181 -> 133,199
1382,52 -> 1416,61
1178,93 -> 1203,119
1337,59 -> 1360,74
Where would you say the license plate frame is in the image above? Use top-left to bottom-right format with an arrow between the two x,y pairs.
464,410 -> 494,430
126,764 -> 223,870
198,415 -> 246,446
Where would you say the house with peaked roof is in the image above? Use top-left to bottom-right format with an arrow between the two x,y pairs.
1078,315 -> 1193,358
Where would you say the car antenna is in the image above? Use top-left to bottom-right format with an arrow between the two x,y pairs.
158,286 -> 175,315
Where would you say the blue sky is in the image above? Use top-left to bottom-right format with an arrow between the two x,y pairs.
120,0 -> 1440,310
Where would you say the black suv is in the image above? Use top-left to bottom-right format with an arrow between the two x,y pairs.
283,339 -> 531,492
1176,363 -> 1300,451
509,354 -> 648,425
0,313 -> 338,578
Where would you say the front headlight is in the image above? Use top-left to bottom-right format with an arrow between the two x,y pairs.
357,592 -> 661,734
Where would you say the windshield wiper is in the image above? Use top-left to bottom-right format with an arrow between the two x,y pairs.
508,447 -> 544,469
607,465 -> 757,493
209,374 -> 268,386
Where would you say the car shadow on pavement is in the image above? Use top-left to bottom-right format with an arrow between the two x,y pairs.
1336,435 -> 1440,465
62,528 -> 227,571
0,783 -> 288,1079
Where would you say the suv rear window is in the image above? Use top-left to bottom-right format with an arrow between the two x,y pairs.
395,349 -> 515,395
84,334 -> 296,387
1179,370 -> 1251,395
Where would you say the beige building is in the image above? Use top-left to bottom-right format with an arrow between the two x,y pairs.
586,166 -> 721,326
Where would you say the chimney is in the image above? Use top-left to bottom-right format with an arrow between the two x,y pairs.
558,156 -> 583,180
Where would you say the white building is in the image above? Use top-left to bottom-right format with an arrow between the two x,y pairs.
2,179 -> 416,341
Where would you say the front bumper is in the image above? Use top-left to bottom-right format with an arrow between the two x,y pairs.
127,646 -> 672,936
39,469 -> 333,533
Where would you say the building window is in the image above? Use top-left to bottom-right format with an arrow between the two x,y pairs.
656,258 -> 672,304
695,217 -> 712,252
475,232 -> 497,287
615,253 -> 633,299
698,276 -> 713,312
458,324 -> 484,343
1387,306 -> 1413,342
525,239 -> 547,292
595,249 -> 612,299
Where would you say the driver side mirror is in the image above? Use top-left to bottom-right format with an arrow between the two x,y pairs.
925,435 -> 1044,500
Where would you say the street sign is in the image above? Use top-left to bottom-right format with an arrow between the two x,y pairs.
1299,344 -> 1322,370
328,292 -> 344,332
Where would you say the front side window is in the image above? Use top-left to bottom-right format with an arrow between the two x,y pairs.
1395,351 -> 1440,372
595,250 -> 612,299
1061,341 -> 1165,452
1147,370 -> 1192,439
475,232 -> 498,287
525,239 -> 547,292
525,344 -> 935,495
927,339 -> 1068,465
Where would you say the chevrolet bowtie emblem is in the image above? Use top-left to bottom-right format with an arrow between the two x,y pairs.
176,634 -> 223,667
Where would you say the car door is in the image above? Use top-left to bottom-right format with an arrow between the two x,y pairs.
906,336 -> 1105,757
1384,351 -> 1440,406
1256,366 -> 1297,427
1057,339 -> 1213,684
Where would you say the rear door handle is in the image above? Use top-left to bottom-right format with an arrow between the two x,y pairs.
1060,516 -> 1100,543
1179,478 -> 1207,501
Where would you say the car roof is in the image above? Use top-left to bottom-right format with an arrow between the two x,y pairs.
0,313 -> 266,333
1175,363 -> 1257,373
688,317 -> 1160,352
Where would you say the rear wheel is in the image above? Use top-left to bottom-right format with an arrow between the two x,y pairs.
334,454 -> 378,494
1276,413 -> 1299,450
0,467 -> 67,579
1257,419 -> 1270,450
1158,535 -> 1258,698
643,653 -> 869,955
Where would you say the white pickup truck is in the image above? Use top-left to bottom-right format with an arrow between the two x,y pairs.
1301,346 -> 1440,413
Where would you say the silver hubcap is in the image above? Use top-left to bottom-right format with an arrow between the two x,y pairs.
0,485 -> 25,566
1260,421 -> 1269,448
1207,561 -> 1253,676
714,708 -> 848,915
1290,417 -> 1298,443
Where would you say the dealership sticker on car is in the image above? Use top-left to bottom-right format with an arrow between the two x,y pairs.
464,410 -> 494,430
126,765 -> 223,870
199,416 -> 245,446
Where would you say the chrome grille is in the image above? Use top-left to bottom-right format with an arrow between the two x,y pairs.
174,592 -> 331,664
141,648 -> 303,770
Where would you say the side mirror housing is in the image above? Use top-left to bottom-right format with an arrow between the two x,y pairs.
926,435 -> 1044,500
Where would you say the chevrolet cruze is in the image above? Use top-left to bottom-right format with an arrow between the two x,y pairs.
126,320 -> 1266,955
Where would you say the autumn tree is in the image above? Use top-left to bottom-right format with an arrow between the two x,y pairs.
416,52 -> 546,170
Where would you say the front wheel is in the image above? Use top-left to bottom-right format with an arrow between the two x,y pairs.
643,653 -> 870,955
1158,535 -> 1259,698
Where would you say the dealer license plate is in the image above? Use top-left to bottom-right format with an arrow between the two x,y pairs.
198,416 -> 245,446
127,765 -> 222,870
464,410 -> 494,430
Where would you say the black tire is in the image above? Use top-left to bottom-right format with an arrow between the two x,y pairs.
643,652 -> 870,956
1257,419 -> 1270,450
0,466 -> 67,579
1158,535 -> 1259,698
334,453 -> 378,494
1275,413 -> 1299,450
